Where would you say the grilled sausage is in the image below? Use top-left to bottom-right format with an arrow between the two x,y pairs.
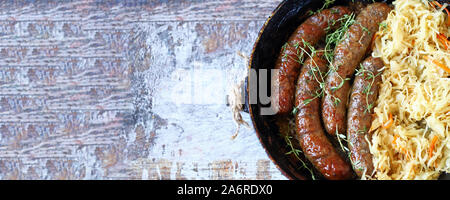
295,50 -> 353,180
347,56 -> 384,178
321,3 -> 391,135
272,6 -> 351,115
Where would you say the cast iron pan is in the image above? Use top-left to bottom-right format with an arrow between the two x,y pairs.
245,0 -> 449,180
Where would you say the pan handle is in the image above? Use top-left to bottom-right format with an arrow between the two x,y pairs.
226,76 -> 249,113
242,76 -> 249,113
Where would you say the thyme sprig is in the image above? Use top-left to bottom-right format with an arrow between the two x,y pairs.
355,64 -> 383,113
291,49 -> 327,114
336,132 -> 350,153
322,14 -> 357,107
308,0 -> 336,16
284,130 -> 316,180
324,13 -> 356,68
335,126 -> 361,171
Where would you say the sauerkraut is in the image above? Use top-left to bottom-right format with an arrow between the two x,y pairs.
370,0 -> 450,180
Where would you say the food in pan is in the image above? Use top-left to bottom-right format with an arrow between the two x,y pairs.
370,0 -> 450,180
295,50 -> 353,180
321,3 -> 391,136
273,0 -> 449,180
271,6 -> 351,115
347,56 -> 384,178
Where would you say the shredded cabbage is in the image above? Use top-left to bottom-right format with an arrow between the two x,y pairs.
370,0 -> 450,180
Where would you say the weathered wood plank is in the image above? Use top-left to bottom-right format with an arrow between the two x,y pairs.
0,0 -> 280,21
0,0 -> 287,180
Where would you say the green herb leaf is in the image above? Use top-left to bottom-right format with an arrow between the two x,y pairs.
379,22 -> 387,30
292,107 -> 299,115
283,134 -> 316,180
303,99 -> 313,105
330,77 -> 349,92
332,96 -> 341,106
324,13 -> 356,69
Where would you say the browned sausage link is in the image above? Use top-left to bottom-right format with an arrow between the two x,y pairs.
272,6 -> 351,115
347,56 -> 384,178
295,51 -> 352,180
322,3 -> 391,135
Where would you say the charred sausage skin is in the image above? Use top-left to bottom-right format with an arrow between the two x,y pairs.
272,6 -> 351,115
347,56 -> 384,178
295,51 -> 353,180
321,3 -> 391,135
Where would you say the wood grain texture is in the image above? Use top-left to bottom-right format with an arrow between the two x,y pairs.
0,0 -> 287,179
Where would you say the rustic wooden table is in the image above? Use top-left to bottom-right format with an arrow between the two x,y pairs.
0,0 -> 288,180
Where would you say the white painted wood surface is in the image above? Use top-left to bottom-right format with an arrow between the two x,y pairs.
0,0 -> 287,180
